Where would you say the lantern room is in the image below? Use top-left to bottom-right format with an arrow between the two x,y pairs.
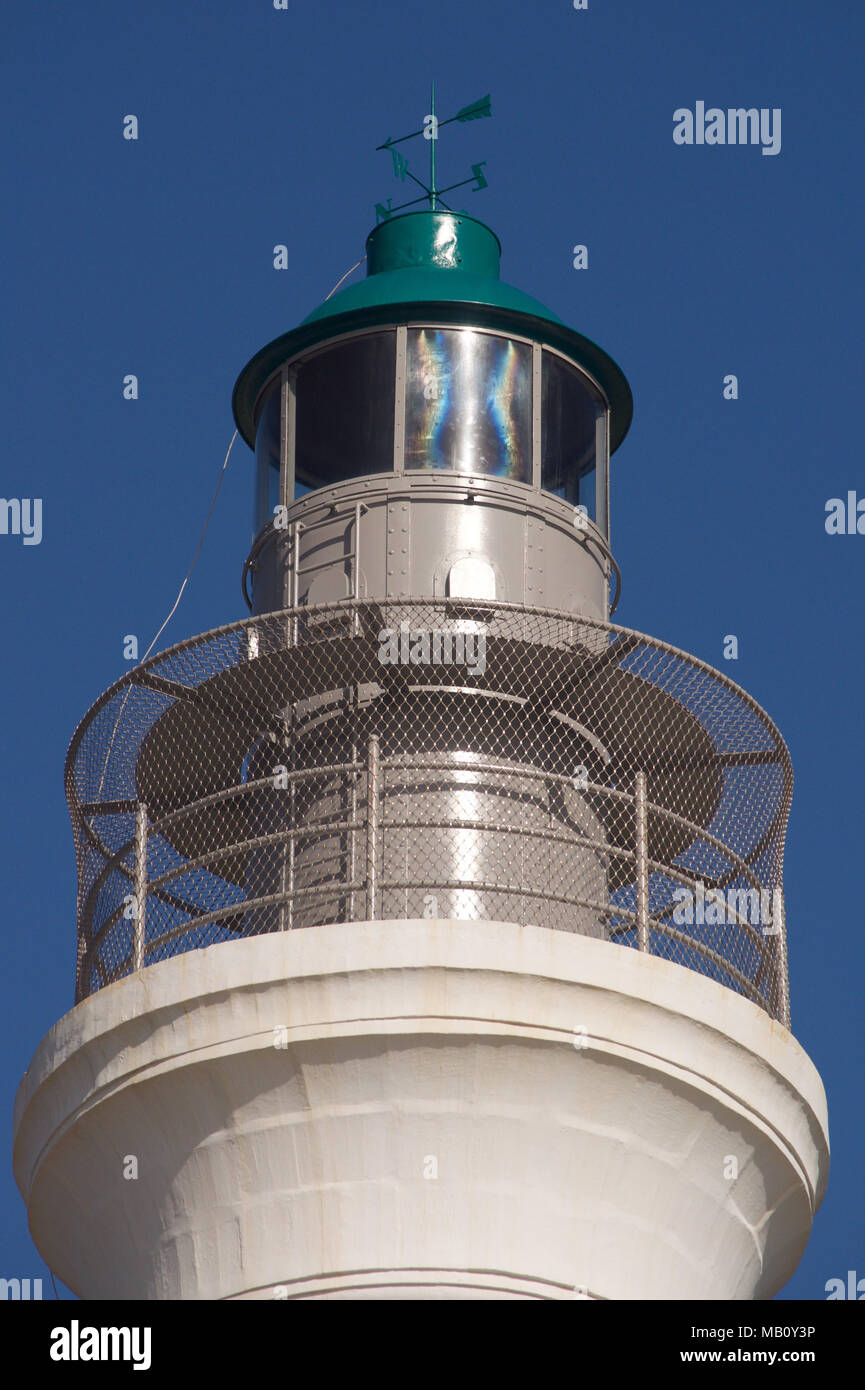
233,211 -> 632,621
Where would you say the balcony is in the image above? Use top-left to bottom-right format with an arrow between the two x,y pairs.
67,599 -> 792,1023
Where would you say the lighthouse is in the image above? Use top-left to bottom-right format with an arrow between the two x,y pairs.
13,116 -> 828,1300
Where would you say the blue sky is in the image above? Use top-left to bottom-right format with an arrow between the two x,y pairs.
2,0 -> 862,1300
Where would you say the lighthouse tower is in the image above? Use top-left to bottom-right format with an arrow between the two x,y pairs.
14,137 -> 828,1299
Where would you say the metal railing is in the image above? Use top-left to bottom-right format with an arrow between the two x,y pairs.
66,598 -> 792,1023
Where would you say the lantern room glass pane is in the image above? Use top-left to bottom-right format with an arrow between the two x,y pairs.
541,351 -> 603,521
294,332 -> 395,490
254,379 -> 281,536
405,328 -> 531,481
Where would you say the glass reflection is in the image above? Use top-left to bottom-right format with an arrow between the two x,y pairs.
541,351 -> 602,519
294,332 -> 395,490
405,328 -> 531,481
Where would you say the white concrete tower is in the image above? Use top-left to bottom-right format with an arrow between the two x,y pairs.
14,195 -> 828,1300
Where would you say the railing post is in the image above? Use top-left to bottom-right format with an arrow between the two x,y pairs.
634,773 -> 650,953
774,887 -> 791,1028
366,733 -> 381,921
75,881 -> 87,1003
282,704 -> 295,933
284,748 -> 296,934
290,520 -> 303,647
352,501 -> 362,637
349,740 -> 359,921
134,802 -> 148,971
285,773 -> 296,932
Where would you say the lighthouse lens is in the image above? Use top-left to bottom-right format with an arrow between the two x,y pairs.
405,328 -> 531,481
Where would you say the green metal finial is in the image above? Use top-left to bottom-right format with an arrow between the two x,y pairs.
375,90 -> 491,223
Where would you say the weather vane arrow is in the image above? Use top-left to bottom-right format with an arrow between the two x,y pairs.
375,86 -> 491,223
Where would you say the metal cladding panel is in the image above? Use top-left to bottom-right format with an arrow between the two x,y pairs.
245,698 -> 609,940
249,475 -> 609,622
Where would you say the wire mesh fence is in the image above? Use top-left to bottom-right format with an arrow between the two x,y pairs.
66,599 -> 792,1022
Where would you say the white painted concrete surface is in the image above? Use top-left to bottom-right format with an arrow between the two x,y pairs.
14,921 -> 828,1300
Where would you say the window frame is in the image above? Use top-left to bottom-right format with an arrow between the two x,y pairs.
249,323 -> 612,541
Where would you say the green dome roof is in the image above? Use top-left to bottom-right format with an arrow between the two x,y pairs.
302,266 -> 564,327
233,210 -> 632,452
303,211 -> 563,326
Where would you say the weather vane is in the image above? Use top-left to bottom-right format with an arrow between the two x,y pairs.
375,85 -> 491,223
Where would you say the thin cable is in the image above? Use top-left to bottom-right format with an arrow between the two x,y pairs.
140,429 -> 237,664
50,1269 -> 60,1299
94,429 -> 238,803
100,252 -> 360,785
85,259 -> 356,941
324,256 -> 366,300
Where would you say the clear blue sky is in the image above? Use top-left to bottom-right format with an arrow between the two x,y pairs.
2,0 -> 862,1300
